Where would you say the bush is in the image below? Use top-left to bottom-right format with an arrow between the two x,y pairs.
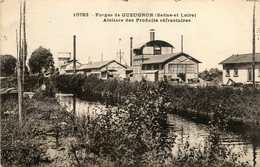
1,97 -> 74,166
70,81 -> 174,166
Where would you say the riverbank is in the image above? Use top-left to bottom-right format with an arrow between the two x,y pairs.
56,75 -> 260,128
1,83 -> 250,166
1,96 -> 77,166
2,74 -> 260,131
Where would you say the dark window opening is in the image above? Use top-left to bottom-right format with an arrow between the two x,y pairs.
154,64 -> 159,70
226,69 -> 230,77
147,65 -> 152,70
154,45 -> 161,55
233,69 -> 238,77
248,69 -> 252,81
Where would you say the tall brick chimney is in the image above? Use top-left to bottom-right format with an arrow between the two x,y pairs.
150,29 -> 155,41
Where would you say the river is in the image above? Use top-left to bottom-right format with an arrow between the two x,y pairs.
56,93 -> 260,166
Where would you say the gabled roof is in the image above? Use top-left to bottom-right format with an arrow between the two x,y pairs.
79,60 -> 127,70
219,53 -> 260,64
60,60 -> 80,67
126,66 -> 133,71
65,62 -> 82,71
78,63 -> 91,70
142,52 -> 201,65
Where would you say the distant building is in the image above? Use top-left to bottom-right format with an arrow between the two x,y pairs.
219,53 -> 260,85
60,60 -> 82,74
57,52 -> 83,74
141,52 -> 201,82
57,52 -> 71,71
126,67 -> 133,78
78,60 -> 127,79
132,29 -> 201,82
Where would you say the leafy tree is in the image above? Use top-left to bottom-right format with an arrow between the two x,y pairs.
28,46 -> 54,74
0,54 -> 17,77
199,68 -> 222,81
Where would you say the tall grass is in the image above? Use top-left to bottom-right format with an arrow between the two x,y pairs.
1,76 -> 254,166
1,74 -> 259,127
1,96 -> 74,166
2,74 -> 259,127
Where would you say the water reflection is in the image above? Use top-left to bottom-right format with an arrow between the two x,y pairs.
56,93 -> 260,166
168,115 -> 260,166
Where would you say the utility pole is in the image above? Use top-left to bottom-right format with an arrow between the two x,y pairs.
17,1 -> 23,126
73,35 -> 76,74
130,37 -> 133,66
22,0 -> 27,86
120,49 -> 122,63
252,0 -> 256,88
72,35 -> 77,122
117,49 -> 124,64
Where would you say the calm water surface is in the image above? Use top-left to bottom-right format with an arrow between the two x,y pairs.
56,93 -> 260,166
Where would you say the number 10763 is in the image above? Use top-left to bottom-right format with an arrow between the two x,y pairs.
73,13 -> 89,17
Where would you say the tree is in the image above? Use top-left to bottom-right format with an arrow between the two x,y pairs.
28,46 -> 54,74
199,68 -> 222,81
0,54 -> 17,77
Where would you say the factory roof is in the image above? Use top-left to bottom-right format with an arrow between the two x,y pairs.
142,52 -> 201,65
219,53 -> 260,64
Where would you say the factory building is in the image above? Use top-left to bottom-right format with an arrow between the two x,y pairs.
131,30 -> 201,82
219,53 -> 260,85
78,60 -> 127,79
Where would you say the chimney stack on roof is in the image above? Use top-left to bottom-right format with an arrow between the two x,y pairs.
150,29 -> 155,41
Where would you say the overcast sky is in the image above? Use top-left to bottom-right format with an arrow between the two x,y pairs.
1,0 -> 260,71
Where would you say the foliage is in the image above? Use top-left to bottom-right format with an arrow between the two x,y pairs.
167,86 -> 260,127
199,68 -> 222,81
1,73 -> 259,128
0,54 -> 17,77
28,46 -> 54,74
1,76 -> 257,166
70,80 -> 174,166
1,97 -> 75,166
0,77 -> 17,89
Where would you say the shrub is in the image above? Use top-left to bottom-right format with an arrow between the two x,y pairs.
70,80 -> 174,166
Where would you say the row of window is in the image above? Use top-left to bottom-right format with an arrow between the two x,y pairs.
225,69 -> 238,77
168,64 -> 195,74
142,64 -> 161,70
141,64 -> 195,74
226,69 -> 260,79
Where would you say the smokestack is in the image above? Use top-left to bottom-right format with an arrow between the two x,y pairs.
130,37 -> 133,66
181,35 -> 183,53
150,29 -> 155,41
73,35 -> 76,74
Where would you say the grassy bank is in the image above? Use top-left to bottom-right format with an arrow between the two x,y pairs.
55,75 -> 260,129
1,83 -> 246,166
167,85 -> 260,127
1,74 -> 259,128
1,95 -> 75,166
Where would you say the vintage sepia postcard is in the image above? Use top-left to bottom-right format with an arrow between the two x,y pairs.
1,0 -> 260,166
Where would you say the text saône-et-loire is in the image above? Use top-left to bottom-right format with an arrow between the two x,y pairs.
100,13 -> 196,23
95,13 -> 196,18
